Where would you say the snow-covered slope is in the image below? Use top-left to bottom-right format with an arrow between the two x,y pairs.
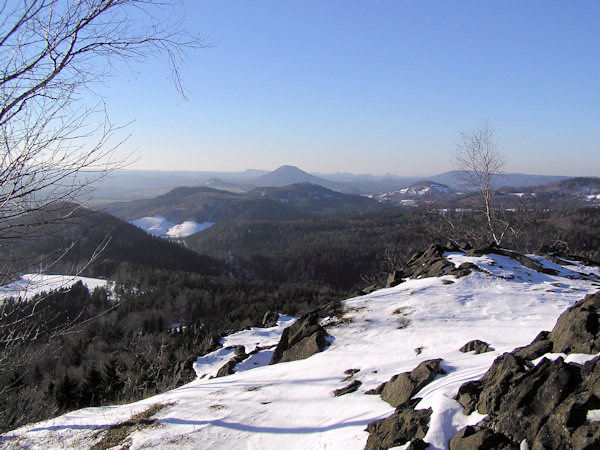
130,216 -> 213,238
0,274 -> 110,301
165,220 -> 214,238
2,252 -> 599,449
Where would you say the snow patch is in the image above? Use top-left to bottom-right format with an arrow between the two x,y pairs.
166,221 -> 214,238
0,274 -> 110,301
131,216 -> 213,238
588,410 -> 600,422
130,216 -> 175,236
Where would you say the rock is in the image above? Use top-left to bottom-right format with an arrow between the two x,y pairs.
407,438 -> 429,449
360,284 -> 378,295
401,244 -> 472,281
215,345 -> 248,378
364,399 -> 431,450
456,352 -> 528,415
380,359 -> 444,408
467,245 -> 559,275
492,357 -> 581,444
332,380 -> 362,397
215,359 -> 237,378
459,339 -> 494,354
261,311 -> 279,328
448,426 -> 517,450
386,271 -> 403,288
511,331 -> 552,360
549,291 -> 600,354
269,312 -> 329,365
452,293 -> 600,448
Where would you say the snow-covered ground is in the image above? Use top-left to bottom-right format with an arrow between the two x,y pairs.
0,274 -> 110,301
130,216 -> 214,238
2,252 -> 599,449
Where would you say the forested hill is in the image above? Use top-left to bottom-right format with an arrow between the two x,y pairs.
102,183 -> 385,224
3,205 -> 224,278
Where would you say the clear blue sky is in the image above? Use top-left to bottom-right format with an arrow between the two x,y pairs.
100,1 -> 600,176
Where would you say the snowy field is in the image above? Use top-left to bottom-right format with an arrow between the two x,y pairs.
1,252 -> 599,449
130,216 -> 214,238
0,274 -> 110,302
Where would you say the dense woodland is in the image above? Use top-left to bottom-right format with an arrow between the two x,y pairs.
0,203 -> 599,432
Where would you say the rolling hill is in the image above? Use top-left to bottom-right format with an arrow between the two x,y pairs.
103,183 -> 385,227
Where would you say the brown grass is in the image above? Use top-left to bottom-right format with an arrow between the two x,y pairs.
91,403 -> 172,450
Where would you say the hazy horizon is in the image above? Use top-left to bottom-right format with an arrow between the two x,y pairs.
92,2 -> 599,177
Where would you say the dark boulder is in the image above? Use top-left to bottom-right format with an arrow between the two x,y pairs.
456,353 -> 528,415
406,438 -> 429,449
261,311 -> 279,328
332,380 -> 362,397
364,399 -> 431,450
492,357 -> 581,444
269,312 -> 329,365
459,339 -> 494,354
467,245 -> 559,275
511,331 -> 552,360
453,314 -> 600,448
215,345 -> 248,378
449,426 -> 517,450
549,291 -> 600,354
386,271 -> 403,288
399,244 -> 473,281
380,359 -> 444,408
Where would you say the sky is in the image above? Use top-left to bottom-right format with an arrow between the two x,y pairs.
98,1 -> 600,176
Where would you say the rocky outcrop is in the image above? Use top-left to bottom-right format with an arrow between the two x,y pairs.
549,292 -> 600,353
261,311 -> 279,328
452,291 -> 600,449
364,360 -> 445,448
449,426 -> 517,450
467,244 -> 560,275
269,312 -> 329,365
364,399 -> 432,450
215,346 -> 248,378
378,359 -> 444,408
511,330 -> 553,360
459,339 -> 493,354
399,244 -> 476,281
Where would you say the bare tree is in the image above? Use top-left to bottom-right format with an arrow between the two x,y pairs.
453,122 -> 507,245
0,0 -> 204,280
0,0 -> 203,384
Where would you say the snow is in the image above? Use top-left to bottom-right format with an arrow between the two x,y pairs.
130,216 -> 175,236
193,316 -> 295,379
531,352 -> 600,366
130,216 -> 214,238
165,221 -> 214,238
3,254 -> 600,449
588,410 -> 600,422
0,274 -> 110,301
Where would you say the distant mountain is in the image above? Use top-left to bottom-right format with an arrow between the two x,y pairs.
247,183 -> 384,216
203,178 -> 253,193
103,186 -> 310,224
102,183 -> 386,237
252,165 -> 334,188
430,171 -> 569,190
500,176 -> 600,207
374,180 -> 454,206
532,176 -> 600,194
